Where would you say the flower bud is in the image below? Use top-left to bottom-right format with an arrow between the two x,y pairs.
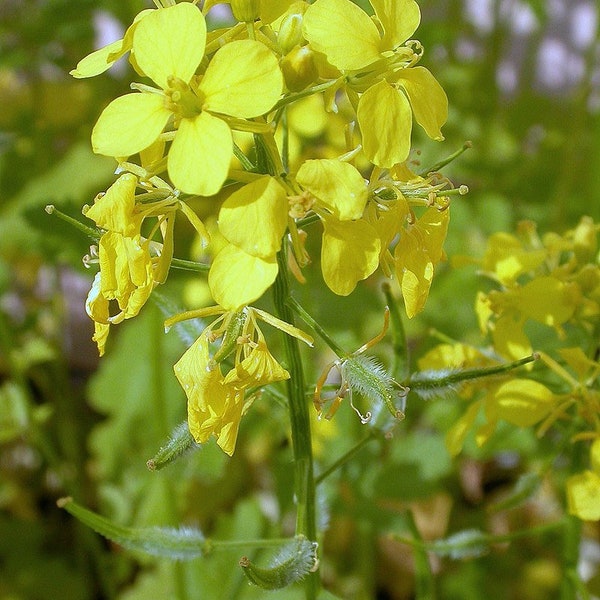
231,0 -> 260,22
278,13 -> 304,54
281,45 -> 318,92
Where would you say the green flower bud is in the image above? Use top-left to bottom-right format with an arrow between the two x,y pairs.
281,45 -> 317,92
231,0 -> 260,22
278,13 -> 304,54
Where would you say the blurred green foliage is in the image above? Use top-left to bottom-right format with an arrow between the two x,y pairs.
1,1 -> 600,599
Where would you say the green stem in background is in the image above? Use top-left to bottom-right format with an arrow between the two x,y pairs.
381,282 -> 409,381
406,510 -> 436,600
560,440 -> 588,600
272,250 -> 318,600
315,430 -> 378,486
287,296 -> 347,357
417,141 -> 472,176
170,257 -> 210,273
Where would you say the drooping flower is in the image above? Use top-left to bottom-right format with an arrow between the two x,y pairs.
91,2 -> 283,196
170,305 -> 313,455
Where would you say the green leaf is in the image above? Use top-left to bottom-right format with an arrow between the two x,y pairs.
58,497 -> 206,560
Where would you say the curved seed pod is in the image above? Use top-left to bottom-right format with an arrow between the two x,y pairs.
240,536 -> 318,590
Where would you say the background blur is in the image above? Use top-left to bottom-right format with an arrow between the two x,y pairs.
1,1 -> 599,598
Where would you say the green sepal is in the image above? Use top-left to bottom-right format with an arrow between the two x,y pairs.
239,535 -> 318,590
146,421 -> 199,471
57,497 -> 205,560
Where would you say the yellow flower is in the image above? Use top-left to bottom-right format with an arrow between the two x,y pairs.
84,173 -> 142,236
568,439 -> 600,521
394,206 -> 449,318
91,2 -> 283,196
209,176 -> 288,309
170,305 -> 312,455
296,158 -> 380,295
303,0 -> 447,167
174,333 -> 247,456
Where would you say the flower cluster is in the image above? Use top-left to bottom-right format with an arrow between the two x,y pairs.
73,0 -> 451,453
419,217 -> 600,519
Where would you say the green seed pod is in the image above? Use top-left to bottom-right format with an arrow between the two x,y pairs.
146,421 -> 198,471
240,536 -> 318,590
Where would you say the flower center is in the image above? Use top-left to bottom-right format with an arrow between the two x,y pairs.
165,76 -> 204,119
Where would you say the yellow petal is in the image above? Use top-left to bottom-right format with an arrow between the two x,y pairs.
445,401 -> 481,457
492,313 -> 532,361
92,93 -> 170,157
168,112 -> 232,196
296,159 -> 368,220
321,217 -> 380,296
70,39 -> 125,79
85,272 -> 110,324
591,438 -> 600,473
394,228 -> 433,318
209,244 -> 278,310
133,3 -> 206,89
371,0 -> 420,49
567,471 -> 600,521
85,173 -> 140,236
491,379 -> 554,427
224,339 -> 289,388
416,206 -> 449,264
518,277 -> 576,327
218,176 -> 288,258
201,40 -> 283,118
397,67 -> 448,141
303,0 -> 381,70
357,81 -> 411,167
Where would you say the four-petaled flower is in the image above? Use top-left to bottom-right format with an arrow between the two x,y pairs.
91,2 -> 283,196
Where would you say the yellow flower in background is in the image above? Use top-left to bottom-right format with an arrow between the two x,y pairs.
91,2 -> 283,196
303,0 -> 448,167
568,439 -> 600,521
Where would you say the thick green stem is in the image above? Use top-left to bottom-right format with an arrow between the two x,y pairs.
272,250 -> 318,599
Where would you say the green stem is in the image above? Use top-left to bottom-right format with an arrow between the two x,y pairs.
45,205 -> 99,239
408,354 -> 538,389
270,79 -> 340,112
272,250 -> 318,600
287,296 -> 347,357
417,141 -> 472,176
382,282 -> 409,381
170,257 -> 210,273
315,431 -> 378,486
149,307 -> 188,600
